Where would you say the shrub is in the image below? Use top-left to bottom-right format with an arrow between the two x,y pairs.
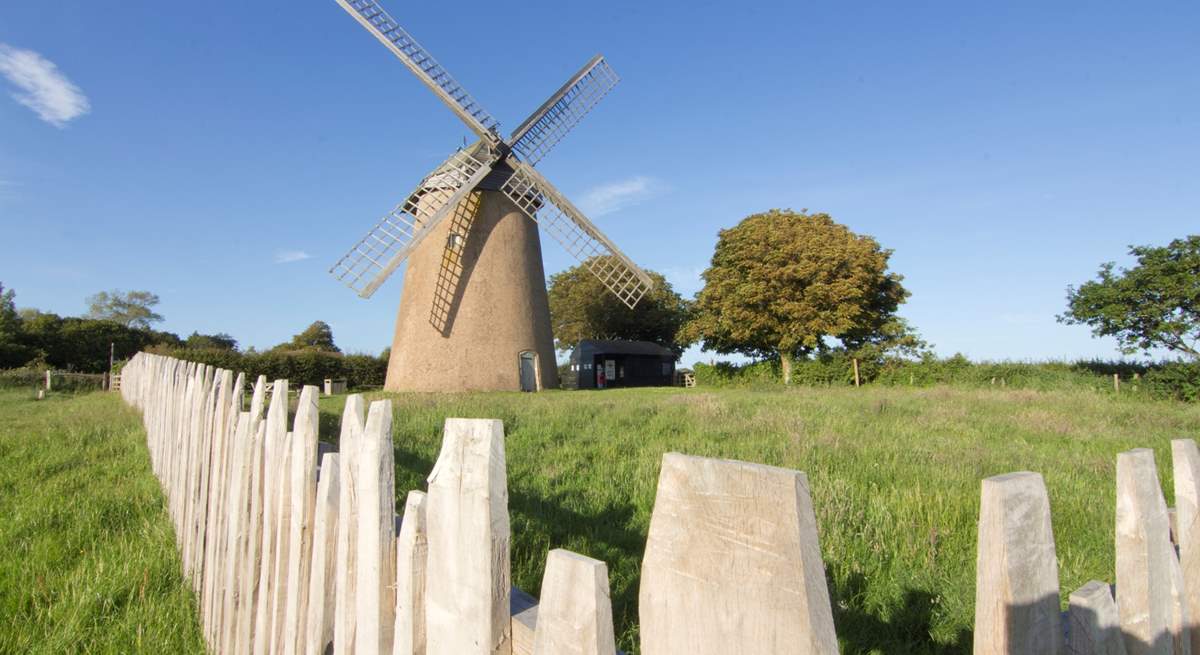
1143,363 -> 1200,402
342,354 -> 388,389
155,348 -> 389,390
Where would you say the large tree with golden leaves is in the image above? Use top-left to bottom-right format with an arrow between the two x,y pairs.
683,210 -> 908,383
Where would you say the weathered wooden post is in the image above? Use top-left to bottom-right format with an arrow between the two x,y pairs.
44,369 -> 51,391
334,395 -> 366,655
218,410 -> 253,654
394,490 -> 428,655
532,549 -> 616,655
1174,439 -> 1200,654
253,380 -> 289,655
1116,448 -> 1190,655
425,418 -> 511,655
639,453 -> 837,654
235,387 -> 268,654
355,399 -> 398,655
973,471 -> 1062,655
1067,581 -> 1127,655
852,358 -> 861,387
305,453 -> 341,655
283,386 -> 321,655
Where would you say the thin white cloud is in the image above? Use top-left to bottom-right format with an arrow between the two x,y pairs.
0,44 -> 90,128
578,176 -> 664,217
274,250 -> 311,264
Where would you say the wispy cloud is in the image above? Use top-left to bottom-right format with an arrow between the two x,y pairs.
0,44 -> 90,128
578,176 -> 665,217
274,250 -> 311,264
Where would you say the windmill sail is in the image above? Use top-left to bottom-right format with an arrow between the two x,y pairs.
509,56 -> 620,166
330,146 -> 496,298
501,159 -> 653,309
335,0 -> 500,142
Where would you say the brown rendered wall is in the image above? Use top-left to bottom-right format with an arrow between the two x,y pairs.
384,190 -> 559,392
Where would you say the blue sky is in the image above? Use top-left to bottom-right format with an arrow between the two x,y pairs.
1,1 -> 1196,365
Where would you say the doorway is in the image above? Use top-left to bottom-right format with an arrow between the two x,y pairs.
518,351 -> 538,392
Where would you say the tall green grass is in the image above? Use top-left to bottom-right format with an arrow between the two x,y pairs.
0,389 -> 204,654
317,385 -> 1199,654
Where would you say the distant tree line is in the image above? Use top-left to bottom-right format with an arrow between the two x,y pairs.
0,285 -> 388,388
548,210 -> 1197,398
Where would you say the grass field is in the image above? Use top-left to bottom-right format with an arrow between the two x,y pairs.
0,388 -> 204,654
3,384 -> 1198,654
315,385 -> 1199,654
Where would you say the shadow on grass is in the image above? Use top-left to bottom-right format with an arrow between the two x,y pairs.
832,572 -> 971,655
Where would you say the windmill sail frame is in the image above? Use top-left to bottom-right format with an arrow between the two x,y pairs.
329,0 -> 653,309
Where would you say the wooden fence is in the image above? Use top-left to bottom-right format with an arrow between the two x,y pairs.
122,351 -> 1194,654
974,442 -> 1200,655
121,351 -> 843,654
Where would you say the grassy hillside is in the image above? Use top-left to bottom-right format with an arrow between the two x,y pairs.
0,389 -> 204,654
317,385 -> 1199,654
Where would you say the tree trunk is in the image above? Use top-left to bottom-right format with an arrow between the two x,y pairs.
780,352 -> 793,385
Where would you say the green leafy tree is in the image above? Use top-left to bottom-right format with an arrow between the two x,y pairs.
278,321 -> 340,353
547,259 -> 694,355
683,209 -> 908,383
184,331 -> 238,351
0,283 -> 18,337
0,283 -> 32,368
85,289 -> 163,329
1060,235 -> 1200,360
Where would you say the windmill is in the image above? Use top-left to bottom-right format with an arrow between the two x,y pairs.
327,0 -> 653,392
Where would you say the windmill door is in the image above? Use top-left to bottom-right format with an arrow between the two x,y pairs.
519,351 -> 538,392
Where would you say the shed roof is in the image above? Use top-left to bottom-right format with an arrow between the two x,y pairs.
573,339 -> 676,358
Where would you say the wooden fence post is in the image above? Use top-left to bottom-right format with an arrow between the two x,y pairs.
333,395 -> 366,655
425,418 -> 511,655
1067,581 -> 1126,655
283,385 -> 321,655
1173,439 -> 1200,654
394,490 -> 428,655
974,471 -> 1063,655
355,399 -> 397,655
305,453 -> 340,655
1116,448 -> 1189,655
219,410 -> 253,654
532,549 -> 615,655
852,358 -> 861,387
639,453 -> 837,654
253,380 -> 289,655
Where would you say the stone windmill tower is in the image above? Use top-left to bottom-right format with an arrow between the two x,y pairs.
328,0 -> 653,392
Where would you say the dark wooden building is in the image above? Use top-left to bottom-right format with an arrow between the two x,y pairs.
566,339 -> 676,389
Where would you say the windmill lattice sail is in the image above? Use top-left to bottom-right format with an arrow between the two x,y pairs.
502,160 -> 652,309
335,0 -> 500,142
329,0 -> 652,312
509,56 -> 620,166
330,147 -> 496,298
